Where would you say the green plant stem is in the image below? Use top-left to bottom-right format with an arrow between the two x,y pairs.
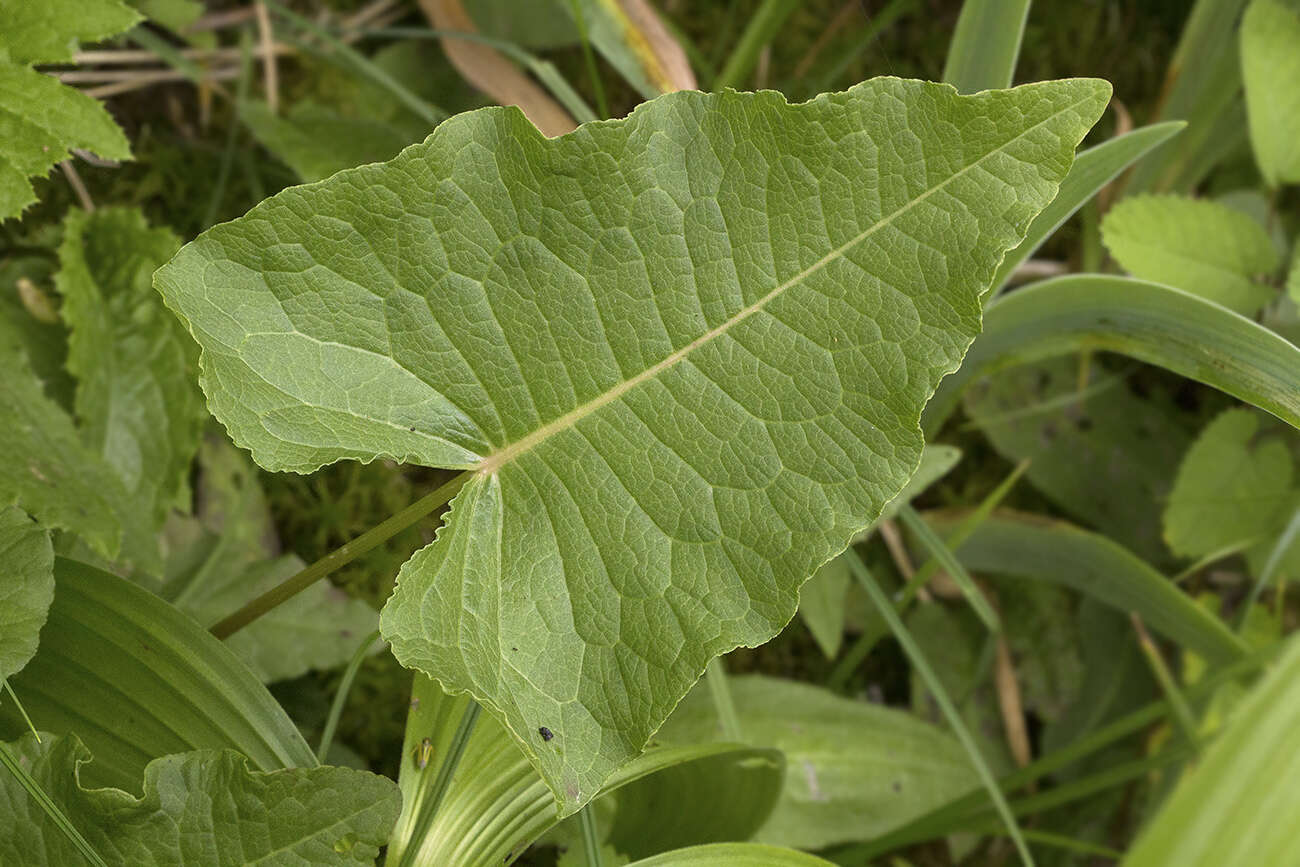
1131,614 -> 1200,751
316,630 -> 381,762
847,552 -> 1035,867
706,657 -> 744,741
396,699 -> 482,867
579,803 -> 605,867
210,472 -> 470,639
201,32 -> 251,229
714,0 -> 800,90
1242,506 -> 1300,616
567,0 -> 609,119
0,741 -> 107,867
2,679 -> 40,742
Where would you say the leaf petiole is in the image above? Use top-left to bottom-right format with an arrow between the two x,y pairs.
210,472 -> 471,639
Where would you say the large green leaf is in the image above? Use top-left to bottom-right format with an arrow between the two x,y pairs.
1123,633 -> 1300,866
657,675 -> 979,851
56,208 -> 203,543
389,674 -> 782,866
1241,0 -> 1300,187
0,506 -> 53,682
155,78 -> 1109,809
0,558 -> 317,792
0,732 -> 399,867
0,0 -> 138,220
1101,195 -> 1279,314
923,275 -> 1300,436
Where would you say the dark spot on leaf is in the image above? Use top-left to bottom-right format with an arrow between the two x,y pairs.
1075,415 -> 1093,431
538,726 -> 554,742
409,426 -> 415,432
511,647 -> 518,652
892,781 -> 902,793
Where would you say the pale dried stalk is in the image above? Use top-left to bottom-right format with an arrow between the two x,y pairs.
994,636 -> 1032,768
59,161 -> 95,212
878,519 -> 933,603
420,0 -> 577,137
254,2 -> 280,113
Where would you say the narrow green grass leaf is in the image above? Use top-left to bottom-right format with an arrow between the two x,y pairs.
705,658 -> 743,741
991,122 -> 1185,294
923,510 -> 1250,664
1124,633 -> 1300,866
942,0 -> 1031,94
316,630 -> 381,762
1131,614 -> 1201,750
713,0 -> 800,89
924,275 -> 1300,437
0,740 -> 108,867
847,554 -> 1034,867
897,504 -> 999,631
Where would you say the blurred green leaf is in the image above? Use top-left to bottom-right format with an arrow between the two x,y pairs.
241,100 -> 417,184
0,732 -> 399,866
0,506 -> 53,683
1241,0 -> 1300,187
628,844 -> 835,866
942,0 -> 1031,94
658,675 -> 979,851
1101,195 -> 1279,314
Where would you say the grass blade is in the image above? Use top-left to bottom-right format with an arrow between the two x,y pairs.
942,0 -> 1031,94
990,122 -> 1186,294
846,553 -> 1035,867
923,275 -> 1300,437
1,680 -> 39,742
706,658 -> 744,742
0,740 -> 108,867
896,504 -> 1000,631
713,0 -> 800,89
1131,614 -> 1201,751
316,630 -> 381,762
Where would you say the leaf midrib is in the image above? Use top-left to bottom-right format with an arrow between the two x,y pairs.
476,91 -> 1094,476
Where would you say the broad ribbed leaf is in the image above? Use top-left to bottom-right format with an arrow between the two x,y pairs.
0,506 -> 53,682
0,733 -> 400,867
56,208 -> 203,537
0,559 -> 317,792
0,0 -> 137,220
155,78 -> 1109,809
1241,0 -> 1300,187
1101,195 -> 1280,315
658,675 -> 978,851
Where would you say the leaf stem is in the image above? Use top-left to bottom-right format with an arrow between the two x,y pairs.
316,630 -> 381,762
705,657 -> 744,741
579,802 -> 605,867
210,471 -> 471,639
2,680 -> 40,743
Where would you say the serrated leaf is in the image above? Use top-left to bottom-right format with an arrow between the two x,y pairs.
0,732 -> 400,867
56,208 -> 203,534
0,0 -> 137,220
0,305 -> 143,566
1101,194 -> 1280,315
799,443 -> 961,658
1241,0 -> 1300,187
0,558 -> 317,791
658,675 -> 978,851
1163,409 -> 1294,560
0,506 -> 53,682
155,78 -> 1109,809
